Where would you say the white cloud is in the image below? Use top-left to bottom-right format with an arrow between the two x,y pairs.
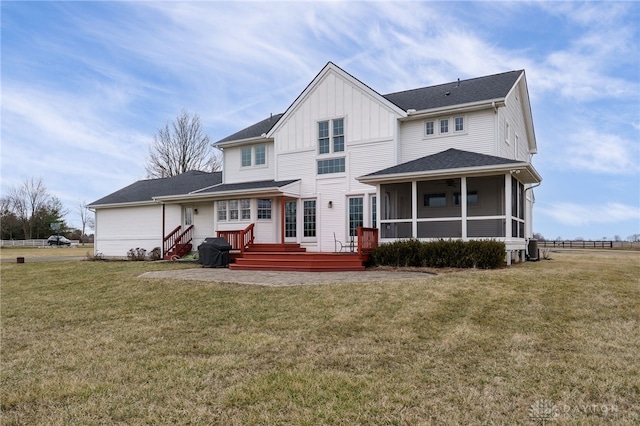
538,202 -> 640,227
564,129 -> 639,175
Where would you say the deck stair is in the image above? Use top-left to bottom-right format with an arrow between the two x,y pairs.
164,243 -> 192,260
229,244 -> 365,272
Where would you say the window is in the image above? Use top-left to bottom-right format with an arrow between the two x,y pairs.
453,191 -> 479,206
318,121 -> 330,154
229,200 -> 239,220
371,196 -> 377,228
349,197 -> 363,237
217,201 -> 227,221
240,199 -> 251,220
424,193 -> 447,207
318,118 -> 344,154
241,145 -> 266,167
455,116 -> 464,132
317,157 -> 345,174
303,200 -> 316,237
505,122 -> 510,144
255,145 -> 266,165
184,207 -> 193,226
257,199 -> 272,220
333,118 -> 344,152
440,119 -> 449,134
425,121 -> 434,135
241,147 -> 252,167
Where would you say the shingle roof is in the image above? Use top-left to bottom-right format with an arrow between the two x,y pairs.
216,113 -> 284,144
382,70 -> 523,111
192,179 -> 299,194
88,170 -> 223,206
363,149 -> 521,177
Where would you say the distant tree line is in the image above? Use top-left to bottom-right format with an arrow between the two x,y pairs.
1,177 -> 94,242
533,232 -> 640,242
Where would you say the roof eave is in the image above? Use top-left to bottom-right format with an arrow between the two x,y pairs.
153,183 -> 300,203
88,200 -> 159,209
401,99 -> 506,121
214,135 -> 272,148
358,162 -> 541,185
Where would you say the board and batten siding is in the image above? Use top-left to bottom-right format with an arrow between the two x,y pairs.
398,110 -> 496,164
273,70 -> 398,154
95,205 -> 162,257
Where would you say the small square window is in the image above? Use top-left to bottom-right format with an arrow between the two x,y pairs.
425,121 -> 434,135
440,119 -> 449,134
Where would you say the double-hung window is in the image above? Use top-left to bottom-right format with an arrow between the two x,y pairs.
257,199 -> 272,220
317,118 -> 346,175
440,119 -> 449,134
241,145 -> 267,167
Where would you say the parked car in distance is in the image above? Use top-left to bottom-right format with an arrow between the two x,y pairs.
48,236 -> 71,246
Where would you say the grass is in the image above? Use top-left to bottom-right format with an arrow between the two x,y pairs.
0,245 -> 94,260
1,251 -> 639,424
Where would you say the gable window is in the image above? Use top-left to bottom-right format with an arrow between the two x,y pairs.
318,118 -> 344,154
241,145 -> 267,167
333,119 -> 344,152
318,158 -> 345,175
440,119 -> 449,134
424,193 -> 447,207
455,116 -> 464,132
318,121 -> 330,154
425,121 -> 435,135
257,199 -> 272,220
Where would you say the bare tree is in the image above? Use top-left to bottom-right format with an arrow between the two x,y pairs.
8,178 -> 50,239
77,201 -> 95,245
145,109 -> 222,178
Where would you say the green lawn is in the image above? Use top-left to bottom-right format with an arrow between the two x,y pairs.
1,251 -> 639,424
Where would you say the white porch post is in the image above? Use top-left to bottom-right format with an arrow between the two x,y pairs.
461,177 -> 467,240
504,174 -> 512,265
412,180 -> 418,238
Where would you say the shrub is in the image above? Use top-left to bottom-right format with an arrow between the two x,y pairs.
149,247 -> 162,261
85,251 -> 104,261
370,239 -> 505,269
126,248 -> 147,261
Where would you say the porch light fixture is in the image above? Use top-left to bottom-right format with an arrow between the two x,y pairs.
328,201 -> 333,208
194,208 -> 198,215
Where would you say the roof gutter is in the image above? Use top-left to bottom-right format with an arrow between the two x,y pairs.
401,98 -> 506,121
357,162 -> 541,185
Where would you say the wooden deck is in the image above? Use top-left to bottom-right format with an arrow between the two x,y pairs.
229,243 -> 367,272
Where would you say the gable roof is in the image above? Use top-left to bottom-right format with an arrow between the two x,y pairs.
191,179 -> 299,195
359,148 -> 541,184
216,113 -> 284,144
382,70 -> 523,112
88,170 -> 223,207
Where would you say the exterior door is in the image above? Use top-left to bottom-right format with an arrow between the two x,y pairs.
285,200 -> 297,242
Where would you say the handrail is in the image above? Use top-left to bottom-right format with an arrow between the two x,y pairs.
357,226 -> 379,255
164,225 -> 193,256
217,223 -> 255,254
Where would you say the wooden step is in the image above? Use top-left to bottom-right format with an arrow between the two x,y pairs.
229,252 -> 365,272
244,243 -> 306,252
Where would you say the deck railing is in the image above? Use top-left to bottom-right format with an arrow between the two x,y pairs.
357,226 -> 379,255
163,225 -> 193,256
217,223 -> 255,254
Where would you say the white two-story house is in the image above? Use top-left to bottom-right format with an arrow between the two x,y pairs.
90,62 -> 541,267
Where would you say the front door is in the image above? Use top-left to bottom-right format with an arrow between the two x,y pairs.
285,200 -> 297,242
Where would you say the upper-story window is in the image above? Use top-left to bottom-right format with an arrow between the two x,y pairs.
318,118 -> 345,154
440,119 -> 449,134
425,115 -> 467,137
505,121 -> 510,145
241,144 -> 267,167
455,116 -> 464,132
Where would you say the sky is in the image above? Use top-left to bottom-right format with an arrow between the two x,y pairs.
1,1 -> 639,240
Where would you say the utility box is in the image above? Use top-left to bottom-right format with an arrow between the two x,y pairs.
198,238 -> 232,268
528,239 -> 539,261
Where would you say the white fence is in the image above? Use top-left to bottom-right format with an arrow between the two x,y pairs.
1,239 -> 81,247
